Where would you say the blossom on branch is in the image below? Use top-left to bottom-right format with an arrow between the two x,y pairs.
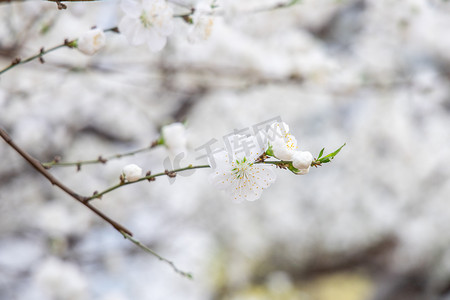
119,0 -> 174,52
267,122 -> 298,161
122,164 -> 143,182
210,135 -> 276,202
292,150 -> 313,174
77,28 -> 106,55
188,1 -> 216,43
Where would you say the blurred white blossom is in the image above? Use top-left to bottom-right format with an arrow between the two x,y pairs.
188,1 -> 216,43
77,28 -> 106,55
36,202 -> 91,237
34,257 -> 88,300
122,164 -> 143,182
210,135 -> 276,202
161,122 -> 187,155
119,0 -> 174,52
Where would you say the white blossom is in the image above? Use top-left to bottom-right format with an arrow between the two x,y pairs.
267,122 -> 298,161
118,0 -> 174,52
188,1 -> 216,43
292,151 -> 313,174
122,164 -> 143,182
210,135 -> 276,202
36,202 -> 90,237
34,257 -> 88,300
162,122 -> 187,155
77,28 -> 106,55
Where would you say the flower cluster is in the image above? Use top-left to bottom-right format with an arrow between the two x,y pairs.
209,121 -> 314,202
266,122 -> 313,174
72,0 -> 221,55
119,0 -> 218,52
117,121 -> 343,203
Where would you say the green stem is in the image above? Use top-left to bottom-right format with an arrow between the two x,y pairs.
86,159 -> 312,202
120,231 -> 193,279
42,141 -> 159,169
86,164 -> 210,201
0,27 -> 118,76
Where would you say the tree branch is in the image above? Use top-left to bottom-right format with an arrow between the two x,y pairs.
0,127 -> 133,236
0,27 -> 118,76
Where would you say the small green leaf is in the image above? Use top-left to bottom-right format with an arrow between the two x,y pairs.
318,143 -> 346,164
157,135 -> 165,145
266,145 -> 274,157
287,163 -> 301,174
318,148 -> 325,159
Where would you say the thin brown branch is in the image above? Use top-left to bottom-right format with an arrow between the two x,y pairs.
0,127 -> 133,236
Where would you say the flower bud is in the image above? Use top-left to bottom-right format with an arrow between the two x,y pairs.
292,151 -> 313,171
77,28 -> 106,55
122,164 -> 142,182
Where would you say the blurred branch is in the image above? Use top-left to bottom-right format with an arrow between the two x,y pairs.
0,27 -> 118,76
0,0 -> 99,2
0,126 -> 133,236
0,126 -> 195,278
121,231 -> 193,279
86,164 -> 211,201
42,139 -> 160,170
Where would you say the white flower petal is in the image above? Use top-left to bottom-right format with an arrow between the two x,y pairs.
142,0 -> 163,12
132,24 -> 148,45
250,164 -> 276,188
231,181 -> 262,202
210,171 -> 234,190
118,16 -> 139,43
209,149 -> 231,169
146,31 -> 167,52
209,134 -> 277,202
157,16 -> 174,36
121,0 -> 142,18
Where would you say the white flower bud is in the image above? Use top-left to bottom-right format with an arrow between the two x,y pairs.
162,122 -> 187,155
292,151 -> 313,173
122,164 -> 142,182
77,28 -> 106,56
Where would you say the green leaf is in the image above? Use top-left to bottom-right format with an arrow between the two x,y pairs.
288,163 -> 299,173
157,135 -> 165,145
318,143 -> 346,164
266,145 -> 274,157
317,148 -> 325,159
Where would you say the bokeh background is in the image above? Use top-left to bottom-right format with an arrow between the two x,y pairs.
1,0 -> 450,299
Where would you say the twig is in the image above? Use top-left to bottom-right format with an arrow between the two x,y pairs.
86,164 -> 210,201
120,231 -> 193,279
0,27 -> 118,76
42,140 -> 160,169
0,127 -> 133,236
0,126 -> 197,278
